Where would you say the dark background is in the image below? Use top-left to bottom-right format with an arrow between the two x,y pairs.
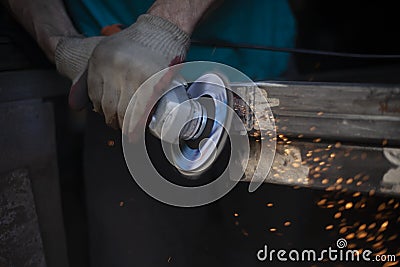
1,1 -> 399,266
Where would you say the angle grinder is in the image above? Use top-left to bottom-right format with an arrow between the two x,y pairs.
69,71 -> 234,176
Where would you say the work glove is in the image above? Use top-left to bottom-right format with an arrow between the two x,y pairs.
86,14 -> 190,129
55,36 -> 104,81
55,36 -> 104,109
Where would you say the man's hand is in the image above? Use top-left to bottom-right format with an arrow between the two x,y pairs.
86,14 -> 190,129
4,0 -> 218,132
86,0 -> 218,130
55,36 -> 104,81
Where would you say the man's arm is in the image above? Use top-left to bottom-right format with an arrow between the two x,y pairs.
1,0 -> 80,61
148,0 -> 219,34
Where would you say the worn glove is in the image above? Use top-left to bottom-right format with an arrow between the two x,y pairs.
55,36 -> 104,81
54,36 -> 104,109
87,14 -> 190,129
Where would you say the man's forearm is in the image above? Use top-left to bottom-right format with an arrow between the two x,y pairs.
147,0 -> 219,34
1,0 -> 80,61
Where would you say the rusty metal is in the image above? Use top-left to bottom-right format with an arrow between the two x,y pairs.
232,81 -> 400,196
231,81 -> 400,144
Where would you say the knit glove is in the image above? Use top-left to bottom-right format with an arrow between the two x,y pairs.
87,14 -> 190,129
55,36 -> 104,81
55,36 -> 104,109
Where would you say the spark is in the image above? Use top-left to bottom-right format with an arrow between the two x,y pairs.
382,261 -> 399,267
334,212 -> 342,219
345,202 -> 353,209
346,233 -> 355,240
380,221 -> 389,230
358,224 -> 367,231
378,203 -> 386,211
372,241 -> 384,249
107,140 -> 115,146
242,229 -> 249,237
284,221 -> 291,227
368,223 -> 376,230
347,243 -> 357,249
356,231 -> 367,239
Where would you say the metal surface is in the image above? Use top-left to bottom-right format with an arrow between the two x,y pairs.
247,81 -> 400,144
232,81 -> 400,196
242,139 -> 400,197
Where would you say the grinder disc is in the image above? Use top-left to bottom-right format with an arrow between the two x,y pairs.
171,73 -> 233,176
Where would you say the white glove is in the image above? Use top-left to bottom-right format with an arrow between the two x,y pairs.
87,14 -> 190,129
55,36 -> 104,81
